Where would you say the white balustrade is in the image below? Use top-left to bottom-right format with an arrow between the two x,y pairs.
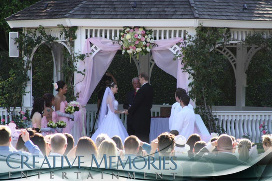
213,111 -> 272,143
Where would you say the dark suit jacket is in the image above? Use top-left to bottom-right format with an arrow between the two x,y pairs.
123,90 -> 136,110
128,83 -> 153,131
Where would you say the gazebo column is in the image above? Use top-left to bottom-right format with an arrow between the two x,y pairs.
235,43 -> 247,110
51,43 -> 64,94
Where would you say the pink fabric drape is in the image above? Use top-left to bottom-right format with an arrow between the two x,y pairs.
74,38 -> 120,139
152,38 -> 189,91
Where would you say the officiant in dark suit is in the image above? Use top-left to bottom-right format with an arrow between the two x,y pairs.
126,73 -> 153,143
123,77 -> 141,135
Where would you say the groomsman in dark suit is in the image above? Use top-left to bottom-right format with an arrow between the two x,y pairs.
126,73 -> 153,143
123,77 -> 141,135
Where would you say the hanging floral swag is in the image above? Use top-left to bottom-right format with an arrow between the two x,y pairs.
118,26 -> 155,61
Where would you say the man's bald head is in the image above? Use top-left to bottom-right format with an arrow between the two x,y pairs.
217,134 -> 233,152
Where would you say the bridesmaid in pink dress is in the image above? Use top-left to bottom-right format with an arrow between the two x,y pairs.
41,93 -> 57,128
54,81 -> 74,133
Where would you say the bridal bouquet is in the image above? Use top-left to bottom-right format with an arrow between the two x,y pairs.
47,121 -> 57,128
56,121 -> 66,128
65,101 -> 80,114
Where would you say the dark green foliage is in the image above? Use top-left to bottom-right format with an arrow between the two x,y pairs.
32,45 -> 54,100
150,64 -> 176,104
245,34 -> 272,107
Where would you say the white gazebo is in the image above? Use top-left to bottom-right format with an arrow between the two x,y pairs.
5,0 -> 272,142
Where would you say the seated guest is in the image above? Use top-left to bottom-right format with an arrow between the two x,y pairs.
174,135 -> 190,156
0,126 -> 42,157
124,135 -> 140,156
170,130 -> 179,136
186,134 -> 201,158
31,133 -> 46,156
112,135 -> 124,150
98,139 -> 117,159
194,141 -> 207,154
237,139 -> 252,162
171,92 -> 195,140
49,133 -> 67,156
157,132 -> 175,156
95,133 -> 111,148
64,133 -> 74,156
262,135 -> 272,152
76,137 -> 98,157
202,134 -> 244,165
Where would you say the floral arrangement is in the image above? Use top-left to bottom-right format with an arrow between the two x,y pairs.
47,121 -> 57,128
259,122 -> 270,135
56,121 -> 66,128
52,83 -> 58,90
9,110 -> 31,128
65,101 -> 80,114
119,27 -> 155,61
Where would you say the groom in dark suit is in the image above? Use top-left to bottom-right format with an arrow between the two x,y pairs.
127,73 -> 153,143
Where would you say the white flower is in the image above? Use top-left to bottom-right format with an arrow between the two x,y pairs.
146,38 -> 150,42
119,41 -> 123,45
146,47 -> 151,52
143,41 -> 146,45
139,28 -> 143,32
136,48 -> 142,53
126,34 -> 131,39
143,47 -> 146,49
145,35 -> 147,38
150,39 -> 154,43
138,35 -> 142,39
121,37 -> 124,40
53,83 -> 58,90
127,49 -> 133,54
148,34 -> 152,38
122,50 -> 125,54
120,32 -> 124,35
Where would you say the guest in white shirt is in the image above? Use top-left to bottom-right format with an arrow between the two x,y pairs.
171,93 -> 195,139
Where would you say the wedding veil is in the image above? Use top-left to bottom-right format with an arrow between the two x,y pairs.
96,87 -> 115,128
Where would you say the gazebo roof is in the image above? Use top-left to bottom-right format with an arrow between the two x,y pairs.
6,0 -> 272,21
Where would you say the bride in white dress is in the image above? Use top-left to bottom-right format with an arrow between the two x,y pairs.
91,82 -> 129,142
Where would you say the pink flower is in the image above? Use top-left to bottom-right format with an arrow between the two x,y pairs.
263,130 -> 266,134
259,124 -> 263,129
146,43 -> 150,47
1,119 -> 5,123
23,116 -> 27,120
142,30 -> 145,34
10,121 -> 14,123
130,29 -> 134,32
20,111 -> 25,115
141,37 -> 145,41
135,41 -> 139,44
134,34 -> 138,38
134,28 -> 139,32
132,46 -> 136,50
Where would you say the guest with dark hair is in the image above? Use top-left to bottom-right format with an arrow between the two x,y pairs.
31,133 -> 46,156
170,130 -> 179,136
64,133 -> 74,155
16,128 -> 35,152
31,97 -> 44,130
54,80 -> 74,133
41,93 -> 57,128
194,141 -> 207,154
157,132 -> 175,156
187,134 -> 201,158
112,135 -> 124,150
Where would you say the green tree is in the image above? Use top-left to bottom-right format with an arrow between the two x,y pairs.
182,26 -> 231,132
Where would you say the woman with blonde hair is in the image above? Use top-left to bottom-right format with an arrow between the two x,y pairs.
262,135 -> 272,152
238,139 -> 252,162
98,139 -> 117,159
